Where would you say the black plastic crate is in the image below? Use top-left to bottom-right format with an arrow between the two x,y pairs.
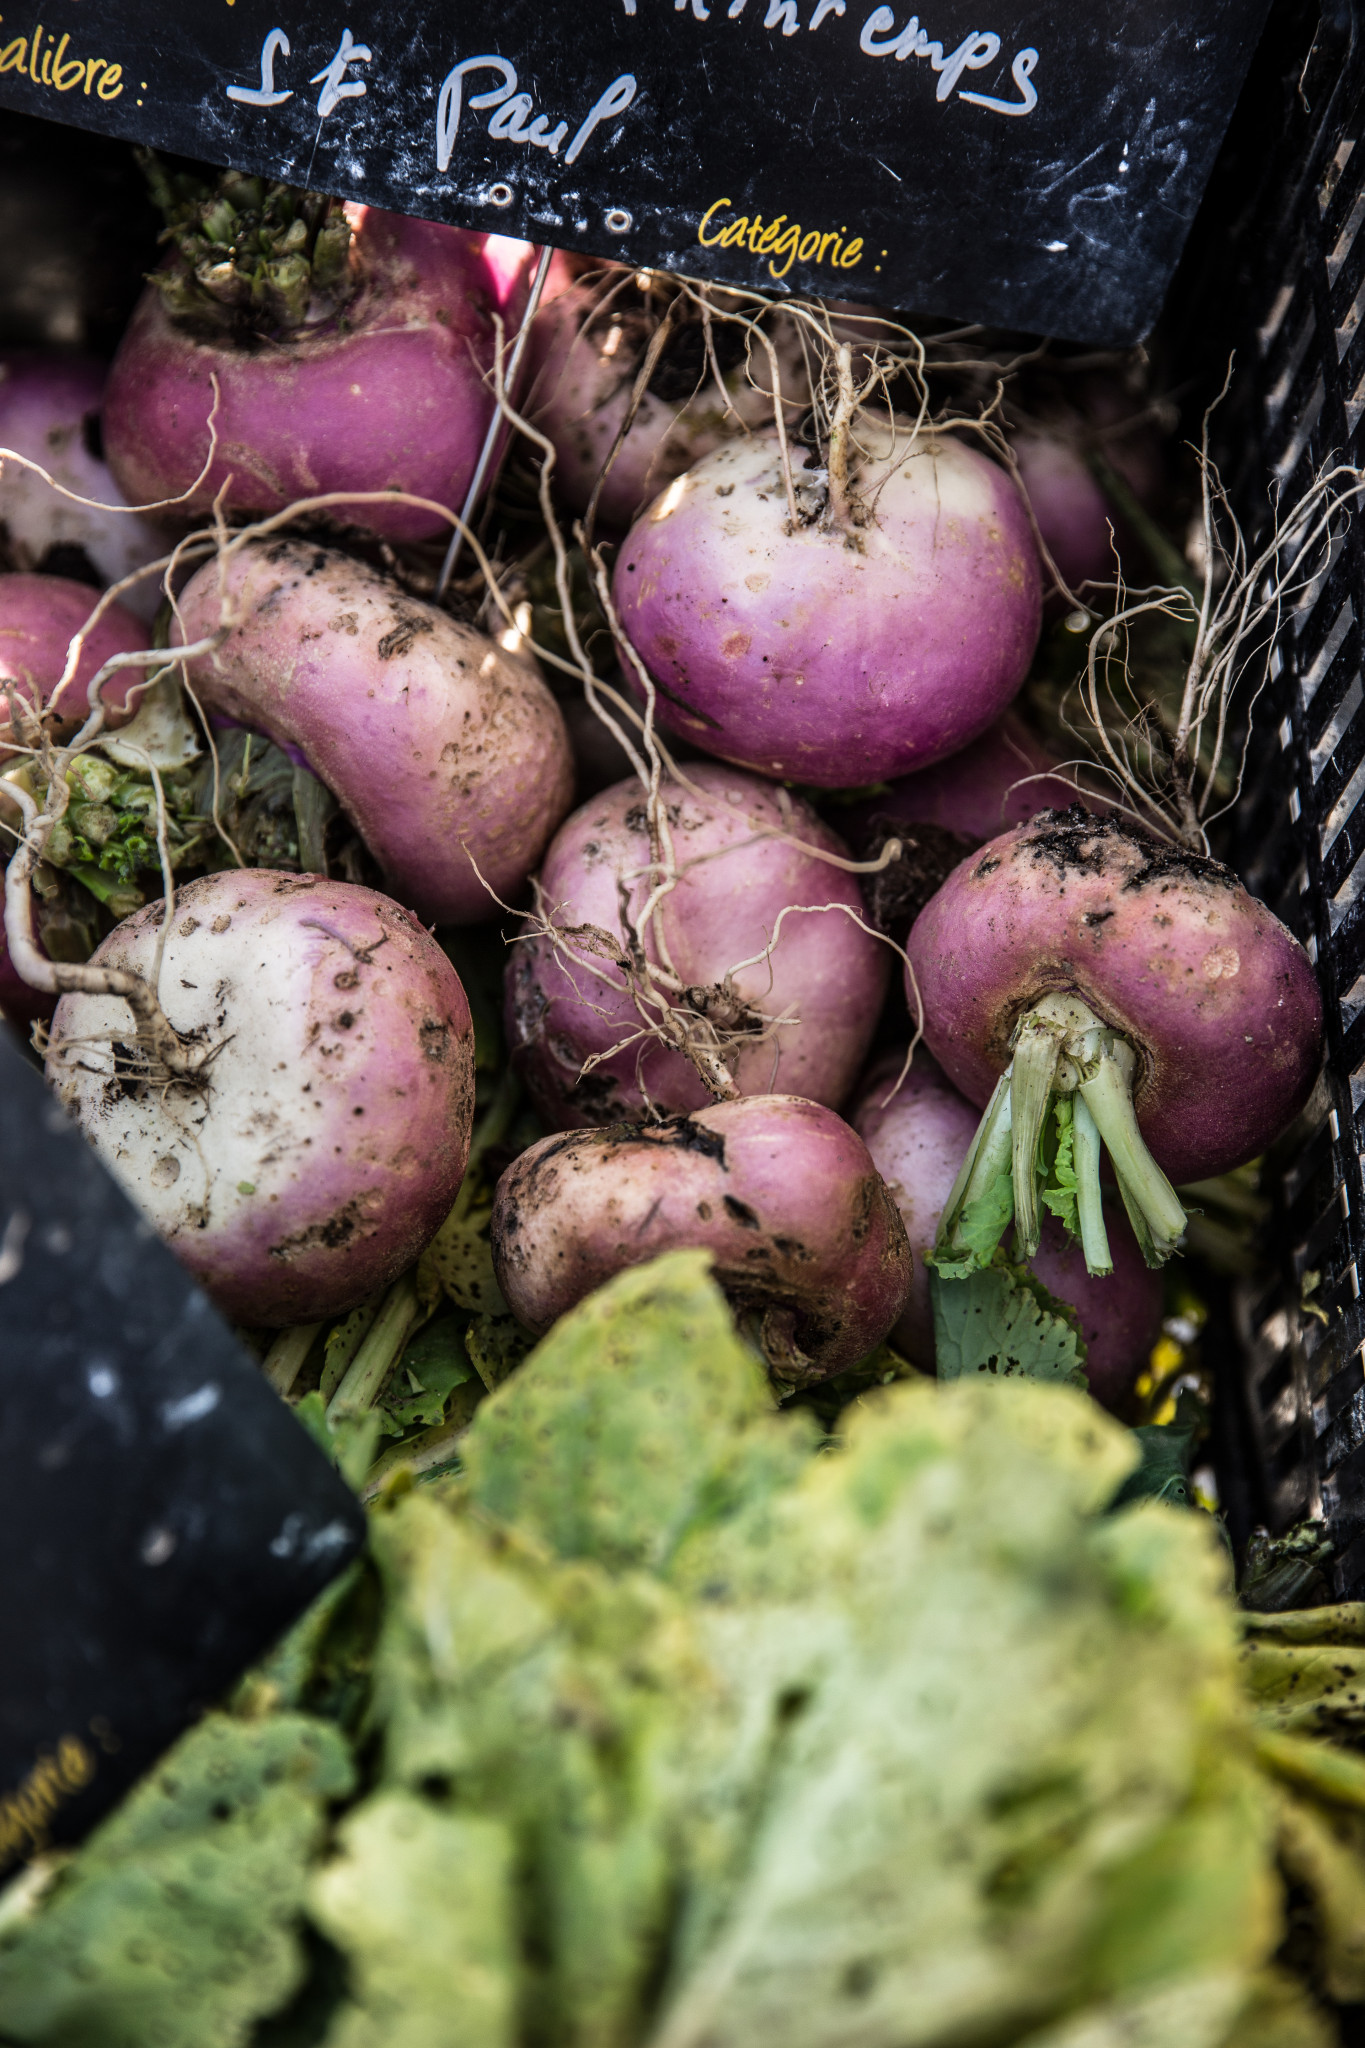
1165,0 -> 1365,1591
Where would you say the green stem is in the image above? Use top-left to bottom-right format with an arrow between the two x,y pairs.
292,765 -> 333,877
1009,1018 -> 1062,1260
1076,1036 -> 1187,1267
451,1065 -> 523,1225
937,1073 -> 1013,1257
1087,447 -> 1199,602
262,1321 -> 323,1397
319,1293 -> 384,1403
1071,1093 -> 1113,1277
327,1273 -> 422,1423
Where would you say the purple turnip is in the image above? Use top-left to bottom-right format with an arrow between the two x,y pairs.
851,1052 -> 1162,1409
1011,383 -> 1167,600
0,354 -> 168,619
905,809 -> 1323,1273
491,1093 -> 910,1381
0,572 -> 147,747
859,711 -> 1081,846
528,259 -> 801,532
104,174 -> 527,544
45,870 -> 475,1326
611,422 -> 1042,786
174,539 -> 573,924
505,765 -> 888,1127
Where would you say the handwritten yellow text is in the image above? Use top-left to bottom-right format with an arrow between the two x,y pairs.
0,1733 -> 95,1869
698,198 -> 866,282
0,19 -> 124,98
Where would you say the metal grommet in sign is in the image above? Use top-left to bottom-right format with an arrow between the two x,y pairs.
485,183 -> 515,210
604,208 -> 633,235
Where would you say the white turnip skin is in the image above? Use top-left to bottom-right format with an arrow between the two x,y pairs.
527,261 -> 802,533
612,426 -> 1042,787
906,810 -> 1323,1269
45,870 -> 475,1326
174,540 -> 574,925
505,766 -> 888,1127
491,1093 -> 911,1380
850,1054 -> 1162,1410
0,572 -> 146,748
104,210 -> 522,544
0,355 -> 167,620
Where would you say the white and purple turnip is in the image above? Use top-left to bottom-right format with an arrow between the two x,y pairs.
505,765 -> 888,1126
528,259 -> 801,532
612,424 -> 1042,786
45,870 -> 475,1326
906,809 -> 1323,1274
851,1053 -> 1162,1410
0,572 -> 147,747
0,354 -> 167,618
174,539 -> 574,924
491,1093 -> 911,1380
104,178 -> 526,544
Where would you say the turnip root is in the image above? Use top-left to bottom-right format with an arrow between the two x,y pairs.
906,809 -> 1323,1274
174,540 -> 573,924
0,572 -> 147,746
492,1093 -> 910,1380
0,354 -> 167,619
528,261 -> 801,532
505,766 -> 887,1126
45,870 -> 475,1326
851,1053 -> 1161,1409
612,424 -> 1042,786
104,175 -> 522,544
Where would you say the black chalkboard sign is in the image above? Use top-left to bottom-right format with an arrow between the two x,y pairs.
0,1031 -> 365,1874
0,0 -> 1273,343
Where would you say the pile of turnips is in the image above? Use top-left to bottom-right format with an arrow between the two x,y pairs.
0,151 -> 1329,1437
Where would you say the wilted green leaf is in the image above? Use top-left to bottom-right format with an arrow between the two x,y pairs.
460,1250 -> 815,1573
0,1713 -> 352,2048
309,1793 -> 518,2048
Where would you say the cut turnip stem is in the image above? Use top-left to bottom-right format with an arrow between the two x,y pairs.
935,991 -> 1186,1277
910,809 -> 1323,1280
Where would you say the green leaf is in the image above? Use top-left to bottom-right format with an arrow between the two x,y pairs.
292,1391 -> 382,1491
402,1316 -> 472,1400
1109,1419 -> 1200,1513
460,1250 -> 815,1574
1040,1096 -> 1081,1240
308,1793 -> 518,2048
464,1314 -> 532,1394
417,1209 -> 507,1317
930,1254 -> 1088,1387
0,1713 -> 352,2048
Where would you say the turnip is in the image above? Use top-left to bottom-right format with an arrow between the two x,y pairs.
858,710 -> 1081,846
1011,383 -> 1167,599
851,1053 -> 1161,1409
0,572 -> 147,746
174,539 -> 573,924
905,809 -> 1323,1275
611,420 -> 1042,786
505,765 -> 888,1126
104,169 -> 526,544
528,260 -> 801,532
45,870 -> 475,1326
0,354 -> 168,620
491,1093 -> 910,1380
